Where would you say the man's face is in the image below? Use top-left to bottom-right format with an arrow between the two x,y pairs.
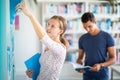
82,20 -> 97,34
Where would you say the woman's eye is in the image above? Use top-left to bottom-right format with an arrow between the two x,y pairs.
89,26 -> 92,28
51,25 -> 55,28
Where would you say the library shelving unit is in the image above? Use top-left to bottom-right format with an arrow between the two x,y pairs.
37,0 -> 120,63
0,1 -> 15,80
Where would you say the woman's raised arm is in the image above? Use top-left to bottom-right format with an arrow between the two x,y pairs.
16,0 -> 46,39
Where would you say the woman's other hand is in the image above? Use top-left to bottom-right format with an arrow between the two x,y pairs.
26,70 -> 34,78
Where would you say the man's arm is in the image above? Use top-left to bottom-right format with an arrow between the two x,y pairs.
76,49 -> 85,65
91,46 -> 116,71
100,46 -> 116,67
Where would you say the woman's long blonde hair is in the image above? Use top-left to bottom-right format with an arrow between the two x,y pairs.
50,15 -> 69,49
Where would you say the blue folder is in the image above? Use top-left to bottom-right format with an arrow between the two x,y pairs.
24,53 -> 41,80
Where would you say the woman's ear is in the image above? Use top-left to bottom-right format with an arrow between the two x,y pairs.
59,29 -> 64,35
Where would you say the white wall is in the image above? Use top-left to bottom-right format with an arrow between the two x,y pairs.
14,1 -> 42,76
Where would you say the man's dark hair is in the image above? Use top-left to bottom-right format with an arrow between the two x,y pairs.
81,12 -> 95,23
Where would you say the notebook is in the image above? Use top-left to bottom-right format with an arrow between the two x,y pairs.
75,66 -> 91,72
24,53 -> 41,80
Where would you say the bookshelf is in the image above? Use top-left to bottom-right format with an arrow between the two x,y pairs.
0,0 -> 15,80
37,0 -> 120,63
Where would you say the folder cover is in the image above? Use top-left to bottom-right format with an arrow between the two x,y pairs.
24,53 -> 41,80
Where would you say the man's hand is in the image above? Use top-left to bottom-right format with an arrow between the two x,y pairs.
76,59 -> 83,65
90,64 -> 101,71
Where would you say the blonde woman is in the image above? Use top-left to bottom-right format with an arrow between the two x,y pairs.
16,0 -> 69,80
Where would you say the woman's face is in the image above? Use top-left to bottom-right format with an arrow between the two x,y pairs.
46,19 -> 63,40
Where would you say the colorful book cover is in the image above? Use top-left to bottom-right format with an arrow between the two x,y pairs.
24,53 -> 41,80
10,0 -> 22,24
15,15 -> 20,30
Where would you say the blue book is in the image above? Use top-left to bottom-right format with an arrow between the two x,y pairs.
75,66 -> 91,73
24,53 -> 41,80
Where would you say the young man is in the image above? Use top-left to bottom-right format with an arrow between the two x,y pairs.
77,12 -> 116,80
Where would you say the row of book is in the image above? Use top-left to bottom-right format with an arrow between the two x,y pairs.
64,34 -> 82,47
7,26 -> 15,80
65,18 -> 120,32
67,49 -> 120,64
116,49 -> 120,64
66,19 -> 84,32
64,33 -> 120,50
112,20 -> 120,31
43,3 -> 120,15
67,47 -> 120,64
89,3 -> 120,15
66,52 -> 79,63
113,33 -> 120,46
43,3 -> 85,14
